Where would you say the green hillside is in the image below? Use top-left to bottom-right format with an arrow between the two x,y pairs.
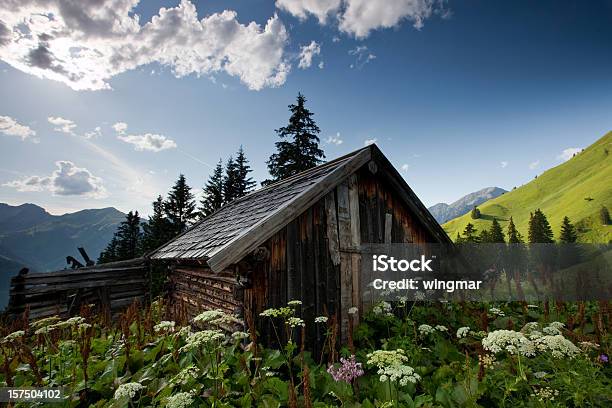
443,132 -> 612,243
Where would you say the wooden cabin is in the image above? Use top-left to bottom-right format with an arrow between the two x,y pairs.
150,144 -> 451,348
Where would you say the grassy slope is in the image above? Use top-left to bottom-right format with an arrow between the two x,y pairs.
443,131 -> 612,243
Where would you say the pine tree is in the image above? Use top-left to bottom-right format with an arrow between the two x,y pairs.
98,211 -> 142,263
165,174 -> 197,235
223,156 -> 239,203
234,146 -> 255,197
462,223 -> 480,243
488,218 -> 505,243
558,215 -> 580,268
115,211 -> 142,259
470,206 -> 481,219
200,160 -> 224,217
98,237 -> 118,264
507,217 -> 523,243
600,206 -> 611,225
142,195 -> 173,253
266,93 -> 325,183
528,209 -> 554,243
559,216 -> 577,243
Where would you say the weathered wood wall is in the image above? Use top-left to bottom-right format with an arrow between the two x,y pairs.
6,258 -> 149,321
168,263 -> 241,320
243,163 -> 438,347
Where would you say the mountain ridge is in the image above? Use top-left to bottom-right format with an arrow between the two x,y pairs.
428,187 -> 507,224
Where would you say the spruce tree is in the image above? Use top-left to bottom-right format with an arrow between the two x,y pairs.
462,223 -> 480,243
200,160 -> 224,217
234,146 -> 255,197
559,216 -> 577,243
99,211 -> 142,262
165,174 -> 197,235
98,237 -> 118,264
115,211 -> 142,259
142,195 -> 173,252
488,218 -> 506,243
528,209 -> 554,243
558,216 -> 580,268
507,217 -> 523,243
266,93 -> 325,183
223,156 -> 239,203
470,206 -> 481,219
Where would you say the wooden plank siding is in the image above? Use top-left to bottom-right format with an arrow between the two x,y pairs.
7,258 -> 149,321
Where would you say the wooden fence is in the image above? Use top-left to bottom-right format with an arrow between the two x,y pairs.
6,258 -> 150,321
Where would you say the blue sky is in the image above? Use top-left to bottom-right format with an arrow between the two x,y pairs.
0,0 -> 611,215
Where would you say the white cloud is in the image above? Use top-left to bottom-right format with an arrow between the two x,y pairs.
48,116 -> 76,134
0,1 -> 290,91
318,61 -> 325,69
348,45 -> 375,69
298,41 -> 321,69
500,161 -> 508,168
326,132 -> 343,145
276,0 -> 341,24
401,163 -> 409,172
118,133 -> 177,152
84,126 -> 102,139
340,0 -> 448,38
112,122 -> 128,134
4,160 -> 107,198
557,147 -> 581,162
364,138 -> 377,146
276,0 -> 448,38
332,35 -> 341,42
0,115 -> 37,142
529,160 -> 540,170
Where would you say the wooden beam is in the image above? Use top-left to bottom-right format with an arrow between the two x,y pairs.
385,212 -> 393,244
325,193 -> 341,266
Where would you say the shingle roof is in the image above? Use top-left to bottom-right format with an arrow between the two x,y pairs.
150,146 -> 372,267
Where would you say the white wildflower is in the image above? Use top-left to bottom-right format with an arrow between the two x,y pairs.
65,316 -> 86,326
478,354 -> 495,369
531,386 -> 559,402
114,382 -> 144,400
456,327 -> 470,338
287,317 -> 305,328
482,330 -> 535,357
171,365 -> 200,385
194,310 -> 225,323
2,330 -> 25,343
367,349 -> 420,386
373,301 -> 392,316
232,331 -> 249,340
166,391 -> 194,408
534,371 -> 548,379
315,316 -> 328,323
435,325 -> 448,332
348,307 -> 358,315
489,307 -> 505,317
418,324 -> 435,336
179,330 -> 225,352
288,300 -> 302,306
533,335 -> 580,358
154,321 -> 176,333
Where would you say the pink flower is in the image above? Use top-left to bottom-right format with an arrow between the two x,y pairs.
327,355 -> 364,383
